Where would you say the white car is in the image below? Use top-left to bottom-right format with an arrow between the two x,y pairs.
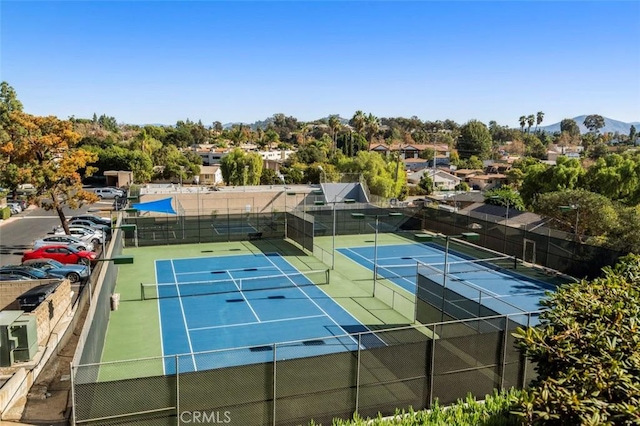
7,202 -> 22,214
53,226 -> 105,245
94,187 -> 125,199
33,235 -> 95,252
68,219 -> 111,235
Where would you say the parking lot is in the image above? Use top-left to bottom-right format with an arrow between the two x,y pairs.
0,199 -> 115,267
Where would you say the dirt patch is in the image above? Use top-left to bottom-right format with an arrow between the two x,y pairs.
17,298 -> 89,426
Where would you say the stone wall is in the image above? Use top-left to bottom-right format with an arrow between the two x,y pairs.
0,279 -> 61,311
30,279 -> 72,346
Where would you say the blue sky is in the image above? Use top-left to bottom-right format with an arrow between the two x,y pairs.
1,1 -> 639,127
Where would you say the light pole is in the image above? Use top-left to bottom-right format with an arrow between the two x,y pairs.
432,232 -> 480,322
490,195 -> 510,254
318,166 -> 337,270
351,212 -> 403,296
243,165 -> 249,192
559,204 -> 580,240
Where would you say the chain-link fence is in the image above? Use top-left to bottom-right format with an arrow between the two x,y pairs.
71,312 -> 538,426
422,207 -> 623,278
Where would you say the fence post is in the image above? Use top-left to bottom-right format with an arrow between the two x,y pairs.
500,315 -> 509,390
428,323 -> 436,408
70,363 -> 76,425
355,333 -> 361,416
176,355 -> 180,424
272,343 -> 277,426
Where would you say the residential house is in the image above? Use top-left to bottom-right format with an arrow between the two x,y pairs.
196,165 -> 223,185
407,169 -> 461,191
467,174 -> 508,191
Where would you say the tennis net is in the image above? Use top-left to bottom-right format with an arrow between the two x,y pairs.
375,255 -> 518,282
140,269 -> 330,300
418,255 -> 518,276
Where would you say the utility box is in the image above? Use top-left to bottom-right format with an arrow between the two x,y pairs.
11,315 -> 38,363
0,311 -> 38,366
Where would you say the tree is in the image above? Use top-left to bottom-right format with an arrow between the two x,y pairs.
457,120 -> 492,160
260,168 -> 282,185
526,114 -> 535,133
350,110 -> 366,137
519,116 -> 526,133
535,111 -> 544,132
629,125 -> 637,144
513,254 -> 640,425
533,189 -> 617,242
364,113 -> 380,150
522,134 -> 547,159
219,148 -> 262,186
583,114 -> 605,134
418,173 -> 433,195
560,118 -> 580,137
328,114 -> 341,157
484,187 -> 525,211
2,111 -> 99,232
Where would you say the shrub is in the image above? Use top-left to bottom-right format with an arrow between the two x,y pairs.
512,254 -> 640,425
310,389 -> 522,425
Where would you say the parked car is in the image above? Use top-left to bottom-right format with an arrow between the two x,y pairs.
53,226 -> 105,245
69,214 -> 112,227
21,258 -> 90,283
22,245 -> 98,266
6,197 -> 27,210
0,273 -> 31,281
7,202 -> 22,213
33,235 -> 95,252
16,183 -> 36,195
0,265 -> 64,281
68,219 -> 111,235
93,187 -> 125,199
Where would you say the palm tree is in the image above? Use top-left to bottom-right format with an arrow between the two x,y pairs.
328,115 -> 341,157
519,116 -> 526,132
536,111 -> 544,132
526,115 -> 535,133
351,110 -> 366,138
365,113 -> 380,150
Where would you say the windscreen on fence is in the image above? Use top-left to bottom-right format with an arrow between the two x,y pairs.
74,223 -> 125,380
421,206 -> 620,278
286,211 -> 314,252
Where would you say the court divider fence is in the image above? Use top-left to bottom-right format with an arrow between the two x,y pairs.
71,218 -> 125,379
71,310 -> 539,426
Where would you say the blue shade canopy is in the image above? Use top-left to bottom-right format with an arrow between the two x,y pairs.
131,198 -> 177,215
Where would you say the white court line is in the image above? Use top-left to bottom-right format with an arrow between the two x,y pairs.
171,260 -> 197,371
263,256 -> 361,348
175,265 -> 278,278
375,253 -> 442,262
343,247 -> 416,288
227,271 -> 261,322
189,314 -> 326,332
153,260 -> 166,375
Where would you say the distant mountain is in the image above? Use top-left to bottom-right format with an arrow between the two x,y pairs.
538,116 -> 639,135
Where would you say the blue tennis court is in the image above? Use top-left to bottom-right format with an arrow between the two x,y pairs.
338,243 -> 557,321
152,253 -> 381,373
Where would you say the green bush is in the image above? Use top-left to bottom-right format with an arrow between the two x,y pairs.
0,206 -> 9,220
310,389 -> 522,425
512,254 -> 640,425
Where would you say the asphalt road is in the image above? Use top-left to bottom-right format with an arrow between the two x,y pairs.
0,200 -> 114,266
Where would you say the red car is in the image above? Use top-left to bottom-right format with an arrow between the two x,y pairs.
21,245 -> 97,266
